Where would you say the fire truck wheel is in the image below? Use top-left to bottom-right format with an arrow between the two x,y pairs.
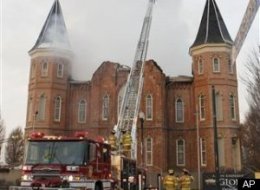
95,182 -> 103,190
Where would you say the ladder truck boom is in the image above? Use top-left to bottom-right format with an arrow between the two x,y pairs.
232,0 -> 259,63
115,0 -> 155,159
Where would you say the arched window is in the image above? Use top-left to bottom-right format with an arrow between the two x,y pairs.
176,98 -> 184,122
213,57 -> 220,72
102,95 -> 109,120
78,100 -> 86,123
38,94 -> 46,120
200,138 -> 207,166
41,60 -> 48,76
198,59 -> 203,74
146,94 -> 153,120
54,96 -> 62,121
30,63 -> 36,78
216,92 -> 223,121
229,94 -> 236,120
28,97 -> 33,121
145,137 -> 153,166
176,139 -> 185,166
57,63 -> 64,78
199,95 -> 205,120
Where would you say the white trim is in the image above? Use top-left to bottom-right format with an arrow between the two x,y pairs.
31,63 -> 36,78
205,0 -> 210,43
229,94 -> 236,121
215,92 -> 223,121
200,138 -> 207,166
145,137 -> 153,166
78,99 -> 86,123
175,98 -> 184,123
198,59 -> 204,75
199,95 -> 205,121
54,96 -> 62,122
57,63 -> 64,78
176,138 -> 185,166
41,60 -> 48,77
38,94 -> 46,120
212,57 -> 220,73
102,94 -> 109,120
146,94 -> 153,120
28,97 -> 33,122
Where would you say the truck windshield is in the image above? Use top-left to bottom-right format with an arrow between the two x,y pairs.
25,141 -> 86,165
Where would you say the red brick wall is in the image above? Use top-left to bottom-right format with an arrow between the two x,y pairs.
25,49 -> 241,173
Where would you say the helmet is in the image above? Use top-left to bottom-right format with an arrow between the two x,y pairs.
111,129 -> 116,134
183,168 -> 189,174
121,128 -> 127,133
168,169 -> 174,174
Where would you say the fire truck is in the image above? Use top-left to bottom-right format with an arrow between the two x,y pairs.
15,131 -> 139,190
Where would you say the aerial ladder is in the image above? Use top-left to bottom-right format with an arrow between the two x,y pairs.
232,0 -> 260,63
114,0 -> 155,159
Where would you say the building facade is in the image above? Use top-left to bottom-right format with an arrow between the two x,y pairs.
25,0 -> 242,178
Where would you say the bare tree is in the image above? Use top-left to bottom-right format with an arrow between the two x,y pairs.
0,119 -> 5,159
240,48 -> 260,172
5,127 -> 24,167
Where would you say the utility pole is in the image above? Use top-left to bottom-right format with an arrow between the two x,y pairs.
196,104 -> 201,190
212,86 -> 220,189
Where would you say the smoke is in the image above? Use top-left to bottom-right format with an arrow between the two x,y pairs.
64,0 -> 190,80
37,5 -> 70,50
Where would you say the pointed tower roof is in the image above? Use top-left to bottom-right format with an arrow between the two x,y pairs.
190,0 -> 233,49
29,0 -> 71,52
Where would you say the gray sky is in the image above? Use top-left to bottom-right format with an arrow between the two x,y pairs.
1,0 -> 259,135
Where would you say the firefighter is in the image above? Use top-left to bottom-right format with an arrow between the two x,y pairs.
179,169 -> 194,190
121,129 -> 132,154
108,129 -> 117,150
163,169 -> 178,190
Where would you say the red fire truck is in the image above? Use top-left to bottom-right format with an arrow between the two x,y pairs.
14,131 -> 139,190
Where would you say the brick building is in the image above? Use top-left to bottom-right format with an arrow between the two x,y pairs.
25,0 -> 241,179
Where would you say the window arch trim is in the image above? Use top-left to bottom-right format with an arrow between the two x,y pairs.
57,63 -> 64,78
146,94 -> 153,120
54,96 -> 62,122
229,94 -> 236,120
175,98 -> 184,123
145,137 -> 153,166
176,138 -> 185,166
199,94 -> 205,121
41,59 -> 48,77
102,94 -> 109,120
38,94 -> 46,121
198,59 -> 204,75
212,57 -> 220,73
78,99 -> 86,123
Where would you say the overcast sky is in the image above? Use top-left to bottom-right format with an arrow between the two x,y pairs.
1,0 -> 259,135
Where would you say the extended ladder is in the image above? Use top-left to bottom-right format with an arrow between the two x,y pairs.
115,0 -> 155,159
232,0 -> 259,63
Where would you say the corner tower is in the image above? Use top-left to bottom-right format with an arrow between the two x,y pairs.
25,0 -> 72,136
190,0 -> 241,171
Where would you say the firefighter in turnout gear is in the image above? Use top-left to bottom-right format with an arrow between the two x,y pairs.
179,169 -> 194,190
122,129 -> 132,151
108,129 -> 117,151
163,169 -> 178,190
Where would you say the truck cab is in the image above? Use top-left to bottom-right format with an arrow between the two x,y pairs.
21,132 -> 113,189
